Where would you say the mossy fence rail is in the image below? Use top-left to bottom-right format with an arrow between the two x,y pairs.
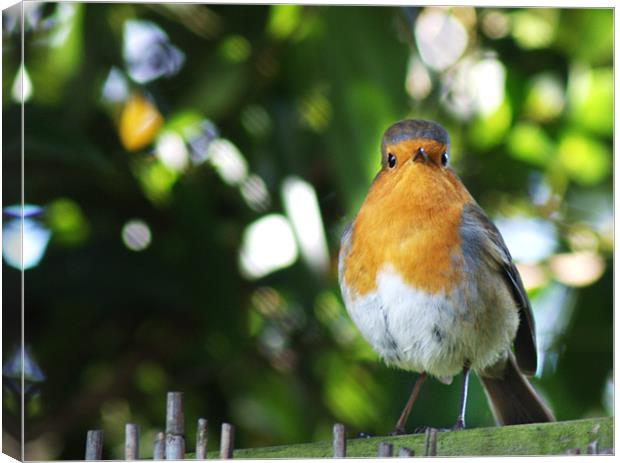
84,391 -> 613,459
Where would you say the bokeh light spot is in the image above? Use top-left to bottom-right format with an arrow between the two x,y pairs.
549,251 -> 605,287
123,20 -> 185,83
568,65 -> 613,136
507,122 -> 554,166
122,219 -> 152,252
47,198 -> 90,246
220,35 -> 251,62
481,10 -> 509,39
240,174 -> 271,212
441,57 -> 505,119
494,216 -> 557,263
267,5 -> 302,40
415,8 -> 468,71
241,105 -> 272,138
281,176 -> 330,275
239,214 -> 298,280
558,132 -> 610,186
101,67 -> 128,103
119,94 -> 164,151
2,215 -> 51,271
132,160 -> 178,205
12,63 -> 33,103
156,131 -> 189,172
511,9 -> 557,49
298,88 -> 332,133
207,138 -> 249,186
405,54 -> 432,101
524,73 -> 565,122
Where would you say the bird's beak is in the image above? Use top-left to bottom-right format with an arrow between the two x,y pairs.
413,147 -> 428,163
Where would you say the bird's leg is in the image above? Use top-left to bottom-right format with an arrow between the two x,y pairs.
392,372 -> 427,435
452,360 -> 471,430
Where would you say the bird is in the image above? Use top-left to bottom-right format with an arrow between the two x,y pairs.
338,119 -> 554,433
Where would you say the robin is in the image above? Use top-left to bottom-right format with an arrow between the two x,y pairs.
338,119 -> 554,433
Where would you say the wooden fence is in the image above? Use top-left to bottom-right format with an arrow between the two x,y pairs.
84,391 -> 613,459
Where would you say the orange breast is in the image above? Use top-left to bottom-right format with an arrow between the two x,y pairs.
343,163 -> 473,296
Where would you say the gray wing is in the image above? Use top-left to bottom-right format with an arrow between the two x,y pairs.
460,203 -> 538,376
338,221 -> 353,289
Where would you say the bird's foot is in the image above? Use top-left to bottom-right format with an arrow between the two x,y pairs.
450,419 -> 465,431
389,426 -> 408,436
412,425 -> 430,434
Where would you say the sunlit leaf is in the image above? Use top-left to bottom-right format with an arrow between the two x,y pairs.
131,158 -> 177,205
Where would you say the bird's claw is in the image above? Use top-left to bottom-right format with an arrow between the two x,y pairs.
450,420 -> 465,431
389,426 -> 408,436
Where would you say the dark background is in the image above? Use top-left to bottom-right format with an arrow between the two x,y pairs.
2,3 -> 613,459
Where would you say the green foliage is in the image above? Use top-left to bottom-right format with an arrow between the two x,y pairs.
2,4 -> 612,460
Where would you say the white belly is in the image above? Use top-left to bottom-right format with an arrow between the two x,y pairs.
340,265 -> 519,380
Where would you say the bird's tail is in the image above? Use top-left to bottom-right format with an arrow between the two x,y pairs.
478,353 -> 555,425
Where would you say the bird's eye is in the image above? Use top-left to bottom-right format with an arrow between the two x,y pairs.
388,153 -> 396,168
441,151 -> 449,166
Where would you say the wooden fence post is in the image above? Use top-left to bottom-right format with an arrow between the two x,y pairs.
424,428 -> 438,456
378,442 -> 393,457
165,392 -> 185,459
125,423 -> 139,460
153,431 -> 165,460
332,423 -> 346,458
196,418 -> 208,459
85,430 -> 103,460
220,423 -> 235,459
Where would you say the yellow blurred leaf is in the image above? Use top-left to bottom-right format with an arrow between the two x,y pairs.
119,94 -> 163,151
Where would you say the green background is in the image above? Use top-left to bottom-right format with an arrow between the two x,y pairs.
2,3 -> 613,459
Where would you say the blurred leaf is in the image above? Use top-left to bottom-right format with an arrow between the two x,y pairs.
555,9 -> 613,65
510,9 -> 558,50
318,353 -> 384,428
468,99 -> 512,150
219,35 -> 252,63
267,5 -> 303,40
27,4 -> 84,105
506,122 -> 555,166
523,73 -> 565,122
568,66 -> 613,137
130,158 -> 177,205
47,198 -> 90,246
119,93 -> 164,151
557,132 -> 610,186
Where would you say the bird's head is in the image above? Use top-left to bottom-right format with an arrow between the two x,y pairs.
363,119 -> 469,210
380,119 -> 450,172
